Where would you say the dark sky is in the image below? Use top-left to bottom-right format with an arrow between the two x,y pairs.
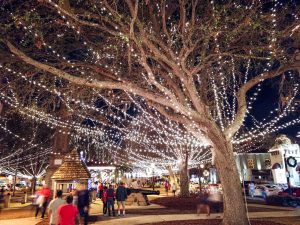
251,77 -> 299,141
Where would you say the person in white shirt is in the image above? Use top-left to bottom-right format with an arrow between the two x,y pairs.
48,190 -> 65,225
172,183 -> 177,197
249,182 -> 255,198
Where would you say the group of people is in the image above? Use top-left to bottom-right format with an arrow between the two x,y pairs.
34,181 -> 128,225
164,180 -> 177,197
97,181 -> 127,217
34,184 -> 89,225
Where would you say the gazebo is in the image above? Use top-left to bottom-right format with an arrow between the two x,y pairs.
51,149 -> 90,196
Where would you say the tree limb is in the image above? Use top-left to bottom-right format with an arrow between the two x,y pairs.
4,40 -> 180,111
225,62 -> 300,139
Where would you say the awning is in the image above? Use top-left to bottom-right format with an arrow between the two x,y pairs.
272,163 -> 281,169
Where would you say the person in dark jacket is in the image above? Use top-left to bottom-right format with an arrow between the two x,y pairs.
98,182 -> 104,199
116,182 -> 127,216
0,187 -> 4,213
106,184 -> 115,217
77,185 -> 90,225
102,186 -> 108,215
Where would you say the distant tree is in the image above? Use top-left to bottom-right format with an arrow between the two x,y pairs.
125,110 -> 211,196
0,112 -> 51,192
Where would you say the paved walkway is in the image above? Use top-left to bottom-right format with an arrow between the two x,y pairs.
0,217 -> 37,225
95,208 -> 300,225
246,203 -> 295,211
89,200 -> 165,215
96,214 -> 222,225
0,202 -> 299,225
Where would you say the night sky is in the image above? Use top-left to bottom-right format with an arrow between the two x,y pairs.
251,77 -> 299,140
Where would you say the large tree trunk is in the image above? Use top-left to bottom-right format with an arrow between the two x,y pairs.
44,2 -> 72,189
31,176 -> 37,195
44,129 -> 70,188
45,103 -> 70,188
179,153 -> 189,197
167,165 -> 178,187
211,131 -> 249,225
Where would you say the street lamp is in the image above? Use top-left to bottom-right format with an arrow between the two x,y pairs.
283,150 -> 291,194
151,163 -> 155,190
199,164 -> 205,193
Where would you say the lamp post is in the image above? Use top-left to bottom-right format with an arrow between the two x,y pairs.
151,163 -> 155,190
199,163 -> 205,193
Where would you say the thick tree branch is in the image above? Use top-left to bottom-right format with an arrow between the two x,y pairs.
226,62 -> 300,139
4,40 -> 179,111
161,0 -> 171,42
191,0 -> 199,27
44,0 -> 122,36
0,101 -> 3,114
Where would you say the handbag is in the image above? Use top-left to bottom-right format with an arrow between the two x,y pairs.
36,195 -> 45,207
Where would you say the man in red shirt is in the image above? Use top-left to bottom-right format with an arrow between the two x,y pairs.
35,184 -> 51,219
57,195 -> 80,225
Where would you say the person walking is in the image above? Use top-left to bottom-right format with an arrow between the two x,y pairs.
172,183 -> 177,197
72,189 -> 78,206
98,182 -> 104,199
106,184 -> 116,217
116,182 -> 127,216
48,190 -> 65,225
77,185 -> 90,225
57,195 -> 80,225
249,182 -> 255,198
102,186 -> 108,215
35,184 -> 51,219
164,180 -> 170,196
0,187 -> 4,213
196,191 -> 211,216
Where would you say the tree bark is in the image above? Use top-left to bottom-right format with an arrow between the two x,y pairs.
31,176 -> 36,195
0,102 -> 3,114
44,103 -> 70,188
211,132 -> 249,225
59,0 -> 71,11
167,165 -> 178,187
12,167 -> 17,196
179,153 -> 189,197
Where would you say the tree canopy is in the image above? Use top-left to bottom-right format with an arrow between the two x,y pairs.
0,1 -> 299,224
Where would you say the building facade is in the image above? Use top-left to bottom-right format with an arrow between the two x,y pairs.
236,153 -> 273,182
269,143 -> 300,186
236,138 -> 300,186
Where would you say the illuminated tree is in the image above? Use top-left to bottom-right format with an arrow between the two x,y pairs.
0,1 -> 300,224
0,112 -> 52,192
125,109 -> 211,196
